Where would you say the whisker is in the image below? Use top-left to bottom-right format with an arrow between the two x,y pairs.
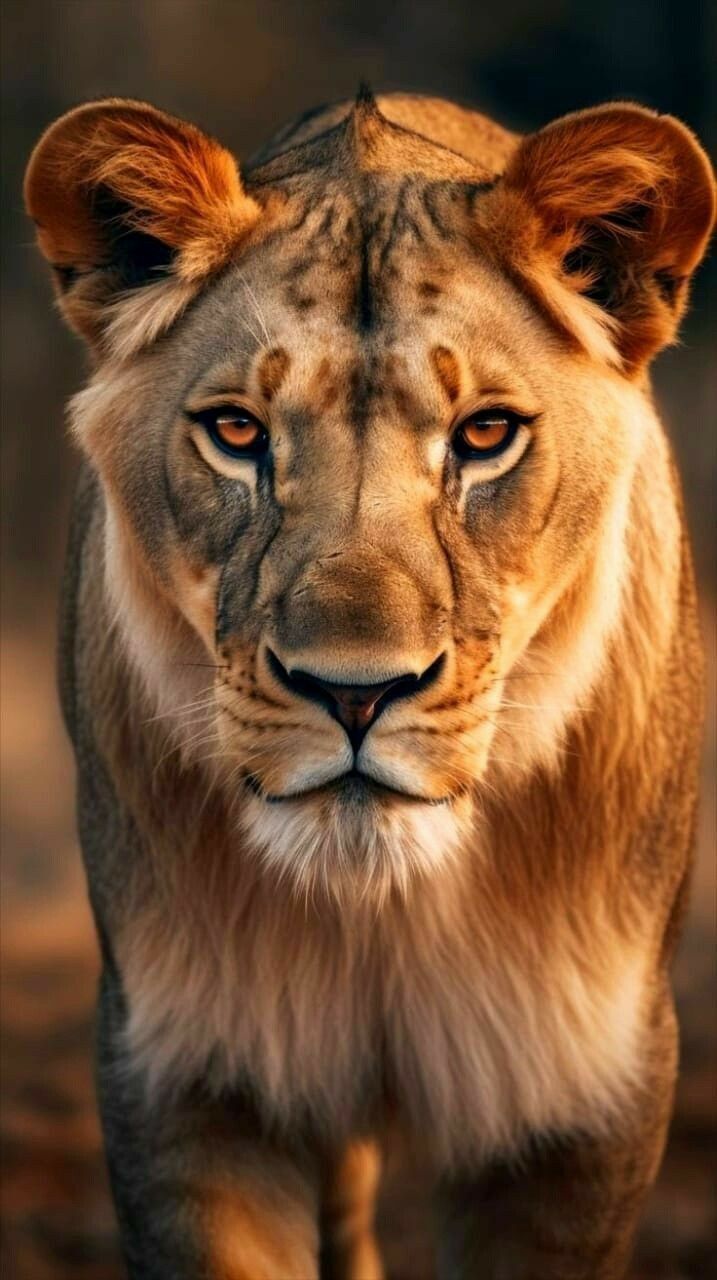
494,670 -> 564,682
173,662 -> 230,670
237,306 -> 263,348
143,691 -> 217,726
196,726 -> 304,777
152,726 -> 221,777
497,699 -> 592,712
239,274 -> 273,347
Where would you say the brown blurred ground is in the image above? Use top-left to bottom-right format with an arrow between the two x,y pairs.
1,2 -> 715,1277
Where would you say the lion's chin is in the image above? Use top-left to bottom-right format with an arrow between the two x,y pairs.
236,776 -> 474,904
258,769 -> 454,807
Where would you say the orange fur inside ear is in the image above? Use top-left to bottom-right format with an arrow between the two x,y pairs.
505,104 -> 715,275
25,99 -> 261,283
481,103 -> 715,368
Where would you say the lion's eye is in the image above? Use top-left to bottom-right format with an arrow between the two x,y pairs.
203,408 -> 268,458
453,411 -> 519,460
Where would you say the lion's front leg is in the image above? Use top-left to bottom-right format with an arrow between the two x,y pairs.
97,971 -> 321,1280
319,1139 -> 384,1280
435,999 -> 677,1280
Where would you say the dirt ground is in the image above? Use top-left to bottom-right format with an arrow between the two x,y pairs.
1,615 -> 714,1280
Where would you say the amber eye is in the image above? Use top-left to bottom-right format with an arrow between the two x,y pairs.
452,410 -> 520,460
202,408 -> 268,458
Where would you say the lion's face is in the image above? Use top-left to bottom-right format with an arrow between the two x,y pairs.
79,180 -> 646,895
27,95 -> 714,896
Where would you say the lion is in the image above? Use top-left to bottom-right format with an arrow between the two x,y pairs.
24,89 -> 714,1279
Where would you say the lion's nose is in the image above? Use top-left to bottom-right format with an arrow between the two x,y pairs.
267,651 -> 444,749
304,674 -> 411,734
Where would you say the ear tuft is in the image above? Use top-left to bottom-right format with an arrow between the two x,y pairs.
485,104 -> 715,369
24,99 -> 261,345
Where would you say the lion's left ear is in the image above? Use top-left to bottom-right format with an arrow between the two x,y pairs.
483,104 -> 715,369
24,99 -> 261,351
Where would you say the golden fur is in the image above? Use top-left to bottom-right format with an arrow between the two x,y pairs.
26,91 -> 714,1278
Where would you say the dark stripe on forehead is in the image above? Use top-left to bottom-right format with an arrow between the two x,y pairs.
431,346 -> 462,402
278,196 -> 314,236
258,347 -> 291,401
356,228 -> 373,332
307,357 -> 340,412
353,180 -> 426,332
275,173 -> 484,337
463,178 -> 499,211
313,201 -> 340,243
376,178 -> 412,272
420,178 -> 497,240
348,359 -> 373,432
285,287 -> 316,313
421,184 -> 453,240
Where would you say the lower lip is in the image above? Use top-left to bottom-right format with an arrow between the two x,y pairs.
259,770 -> 452,806
260,769 -> 379,805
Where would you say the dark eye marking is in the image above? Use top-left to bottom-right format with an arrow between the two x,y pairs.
285,287 -> 316,313
307,357 -> 340,413
258,347 -> 291,402
431,346 -> 461,403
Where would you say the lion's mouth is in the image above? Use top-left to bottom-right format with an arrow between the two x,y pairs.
248,768 -> 454,807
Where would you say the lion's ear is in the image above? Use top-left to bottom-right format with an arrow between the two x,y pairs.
24,99 -> 261,349
484,104 -> 715,369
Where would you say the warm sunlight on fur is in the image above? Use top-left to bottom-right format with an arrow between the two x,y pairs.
26,88 -> 714,1279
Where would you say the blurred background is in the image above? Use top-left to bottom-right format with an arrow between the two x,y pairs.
1,2 -> 714,1277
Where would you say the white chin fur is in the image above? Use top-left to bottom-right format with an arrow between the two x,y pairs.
237,785 -> 473,904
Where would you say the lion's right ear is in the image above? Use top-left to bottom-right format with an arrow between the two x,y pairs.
24,99 -> 261,352
481,104 -> 715,371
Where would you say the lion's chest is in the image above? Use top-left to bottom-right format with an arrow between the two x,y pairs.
121,884 -> 645,1163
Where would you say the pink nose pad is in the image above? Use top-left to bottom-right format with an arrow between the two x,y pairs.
313,679 -> 405,734
266,649 -> 446,750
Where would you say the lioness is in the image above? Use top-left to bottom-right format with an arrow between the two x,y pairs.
25,90 -> 714,1279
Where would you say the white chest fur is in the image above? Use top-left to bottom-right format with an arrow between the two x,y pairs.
120,841 -> 647,1167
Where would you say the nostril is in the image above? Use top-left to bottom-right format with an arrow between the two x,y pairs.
326,685 -> 389,732
266,649 -> 446,748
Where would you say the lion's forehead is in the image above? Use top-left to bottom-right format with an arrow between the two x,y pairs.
176,249 -> 551,443
132,176 -> 567,446
239,179 -> 523,348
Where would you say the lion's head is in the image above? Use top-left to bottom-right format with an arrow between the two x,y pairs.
26,92 -> 714,898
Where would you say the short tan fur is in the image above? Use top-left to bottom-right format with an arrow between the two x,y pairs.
25,90 -> 714,1278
